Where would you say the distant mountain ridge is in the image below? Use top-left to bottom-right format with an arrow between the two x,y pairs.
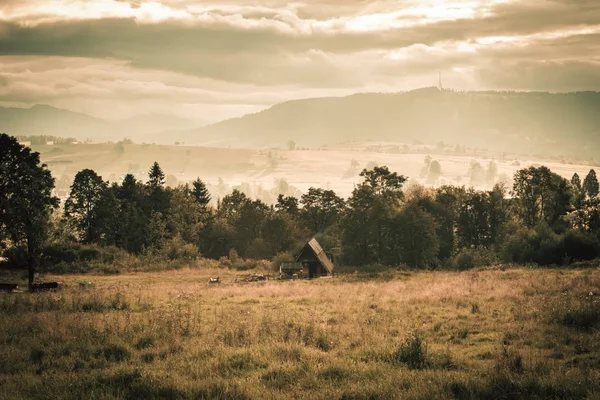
0,104 -> 195,142
185,88 -> 600,158
2,89 -> 600,160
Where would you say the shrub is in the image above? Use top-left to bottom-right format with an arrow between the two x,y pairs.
393,333 -> 427,369
96,344 -> 131,362
560,230 -> 599,262
499,224 -> 580,266
549,291 -> 600,330
450,246 -> 497,270
271,252 -> 295,271
494,346 -> 524,374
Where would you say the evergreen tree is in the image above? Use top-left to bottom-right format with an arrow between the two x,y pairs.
583,169 -> 599,199
191,178 -> 211,207
0,134 -> 59,286
147,162 -> 170,215
148,162 -> 165,188
115,174 -> 148,253
571,173 -> 584,209
571,173 -> 582,189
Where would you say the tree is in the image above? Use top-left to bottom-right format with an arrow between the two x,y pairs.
146,162 -> 170,214
148,161 -> 165,189
485,161 -> 498,185
387,204 -> 439,269
359,166 -> 407,199
512,166 -> 571,229
426,160 -> 442,184
583,169 -> 599,199
571,173 -> 582,189
0,134 -> 59,287
64,169 -> 108,243
341,166 -> 407,265
219,190 -> 249,221
300,187 -> 345,233
571,173 -> 585,210
261,212 -> 303,256
191,178 -> 212,207
166,186 -> 207,244
456,189 -> 492,248
275,194 -> 300,217
469,161 -> 485,186
114,175 -> 148,253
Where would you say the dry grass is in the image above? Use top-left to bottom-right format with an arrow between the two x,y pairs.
1,265 -> 600,399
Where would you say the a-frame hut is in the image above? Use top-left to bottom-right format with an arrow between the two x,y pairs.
296,238 -> 334,278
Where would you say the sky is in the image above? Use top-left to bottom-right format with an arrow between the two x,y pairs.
0,0 -> 599,124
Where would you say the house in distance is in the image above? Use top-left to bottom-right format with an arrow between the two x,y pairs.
280,238 -> 335,279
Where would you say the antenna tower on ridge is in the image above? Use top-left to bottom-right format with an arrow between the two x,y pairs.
438,71 -> 443,90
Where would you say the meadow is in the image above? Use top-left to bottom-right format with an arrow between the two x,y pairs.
1,265 -> 600,399
33,141 -> 596,199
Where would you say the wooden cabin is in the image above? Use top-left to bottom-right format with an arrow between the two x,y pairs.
280,238 -> 334,279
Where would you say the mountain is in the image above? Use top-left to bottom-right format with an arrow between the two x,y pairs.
182,88 -> 600,158
0,105 -> 195,143
0,104 -> 108,139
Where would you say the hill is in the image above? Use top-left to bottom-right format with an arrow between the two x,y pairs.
187,88 -> 600,159
0,104 -> 194,142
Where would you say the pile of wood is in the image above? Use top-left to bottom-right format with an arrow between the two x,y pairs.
236,274 -> 269,283
0,283 -> 18,292
29,282 -> 63,292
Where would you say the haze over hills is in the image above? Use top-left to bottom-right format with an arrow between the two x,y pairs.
0,104 -> 195,142
3,89 -> 600,160
188,88 -> 600,159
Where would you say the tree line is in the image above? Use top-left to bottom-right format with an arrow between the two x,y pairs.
2,133 -> 600,286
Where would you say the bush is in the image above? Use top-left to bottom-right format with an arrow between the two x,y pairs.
34,243 -> 130,273
500,224 -> 600,266
560,230 -> 599,262
549,291 -> 600,330
271,252 -> 295,271
393,333 -> 427,369
494,346 -> 524,374
450,246 -> 497,270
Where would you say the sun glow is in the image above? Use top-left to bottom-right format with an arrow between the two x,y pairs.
1,0 -> 192,25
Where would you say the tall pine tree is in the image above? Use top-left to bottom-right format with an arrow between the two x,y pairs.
583,169 -> 599,199
148,162 -> 165,189
192,178 -> 211,207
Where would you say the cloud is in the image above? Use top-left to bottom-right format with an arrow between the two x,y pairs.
0,0 -> 599,122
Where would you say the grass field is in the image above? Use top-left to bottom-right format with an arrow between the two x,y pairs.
1,265 -> 600,399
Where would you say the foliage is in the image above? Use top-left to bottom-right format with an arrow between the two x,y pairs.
191,178 -> 212,207
450,246 -> 498,270
393,333 -> 428,369
6,138 -> 600,274
512,166 -> 571,229
64,169 -> 109,243
583,169 -> 599,199
300,187 -> 345,234
500,224 -> 599,266
0,134 -> 59,285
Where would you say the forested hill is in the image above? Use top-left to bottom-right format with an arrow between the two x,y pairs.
0,104 -> 194,142
192,89 -> 600,158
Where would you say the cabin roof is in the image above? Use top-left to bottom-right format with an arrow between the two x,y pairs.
295,238 -> 334,274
